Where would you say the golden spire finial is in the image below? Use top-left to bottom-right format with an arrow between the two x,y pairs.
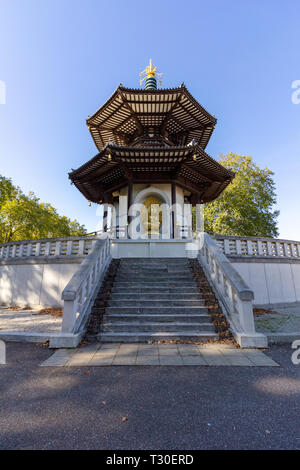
140,59 -> 162,87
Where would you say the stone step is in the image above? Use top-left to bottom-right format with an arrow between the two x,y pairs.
118,267 -> 191,273
119,269 -> 191,271
120,258 -> 189,263
86,257 -> 220,343
119,266 -> 190,271
111,288 -> 200,294
115,274 -> 195,284
105,306 -> 214,314
106,299 -> 207,307
120,265 -> 191,268
102,322 -> 215,333
109,293 -> 206,301
98,332 -> 219,343
106,313 -> 212,323
113,282 -> 196,288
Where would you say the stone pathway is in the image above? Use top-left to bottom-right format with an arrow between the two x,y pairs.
0,308 -> 61,334
40,343 -> 279,367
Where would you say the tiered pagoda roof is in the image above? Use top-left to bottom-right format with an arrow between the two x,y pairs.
86,84 -> 217,150
70,70 -> 234,204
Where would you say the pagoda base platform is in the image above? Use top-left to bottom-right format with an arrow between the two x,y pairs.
110,239 -> 199,259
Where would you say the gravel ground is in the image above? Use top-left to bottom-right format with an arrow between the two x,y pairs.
255,305 -> 300,334
0,342 -> 299,450
0,308 -> 61,333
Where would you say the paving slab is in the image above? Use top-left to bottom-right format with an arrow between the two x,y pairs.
40,350 -> 71,367
181,355 -> 207,365
158,346 -> 180,355
40,343 -> 280,367
159,355 -> 184,365
65,345 -> 100,366
242,349 -> 279,366
219,350 -> 255,366
197,349 -> 232,366
177,344 -> 201,355
137,345 -> 159,356
136,356 -> 160,365
89,352 -> 116,366
113,355 -> 137,365
118,344 -> 139,353
100,343 -> 121,349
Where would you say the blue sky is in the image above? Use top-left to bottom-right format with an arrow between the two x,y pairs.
0,0 -> 299,238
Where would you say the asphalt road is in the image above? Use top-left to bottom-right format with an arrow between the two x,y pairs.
0,342 -> 299,450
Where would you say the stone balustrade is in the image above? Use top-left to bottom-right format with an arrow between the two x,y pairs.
50,237 -> 111,347
198,232 -> 267,348
214,234 -> 300,259
0,236 -> 99,260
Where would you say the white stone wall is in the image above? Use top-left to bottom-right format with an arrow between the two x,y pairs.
0,262 -> 80,308
111,239 -> 198,258
233,261 -> 300,307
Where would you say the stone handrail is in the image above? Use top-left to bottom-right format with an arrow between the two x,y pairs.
61,236 -> 111,335
214,234 -> 300,259
198,232 -> 267,347
0,236 -> 99,260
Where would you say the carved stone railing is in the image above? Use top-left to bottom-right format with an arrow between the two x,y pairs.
198,233 -> 267,348
53,236 -> 111,347
0,236 -> 99,260
214,234 -> 300,259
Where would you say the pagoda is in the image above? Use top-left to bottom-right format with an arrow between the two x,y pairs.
69,60 -> 234,239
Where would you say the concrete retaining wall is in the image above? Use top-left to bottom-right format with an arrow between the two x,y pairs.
231,258 -> 300,307
0,257 -> 83,308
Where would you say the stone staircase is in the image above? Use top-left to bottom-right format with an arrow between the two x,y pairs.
86,258 -> 219,343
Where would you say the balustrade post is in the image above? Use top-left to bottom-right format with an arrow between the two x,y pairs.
19,244 -> 24,257
34,242 -> 40,256
257,241 -> 263,256
237,298 -> 256,334
224,239 -> 230,255
45,242 -> 51,256
61,299 -> 78,332
275,242 -> 282,257
246,240 -> 253,256
235,239 -> 242,255
11,245 -> 17,258
78,239 -> 85,255
66,240 -> 73,256
267,241 -> 273,256
283,242 -> 290,257
27,243 -> 32,257
55,241 -> 61,256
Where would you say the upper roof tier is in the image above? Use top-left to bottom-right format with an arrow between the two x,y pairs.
86,84 -> 217,151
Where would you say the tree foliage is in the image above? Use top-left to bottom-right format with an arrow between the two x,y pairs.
0,175 -> 86,243
204,153 -> 279,237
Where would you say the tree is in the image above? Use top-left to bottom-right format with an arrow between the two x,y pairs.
204,153 -> 279,237
0,175 -> 86,243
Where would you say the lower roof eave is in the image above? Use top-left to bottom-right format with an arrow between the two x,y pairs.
72,176 -> 232,205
